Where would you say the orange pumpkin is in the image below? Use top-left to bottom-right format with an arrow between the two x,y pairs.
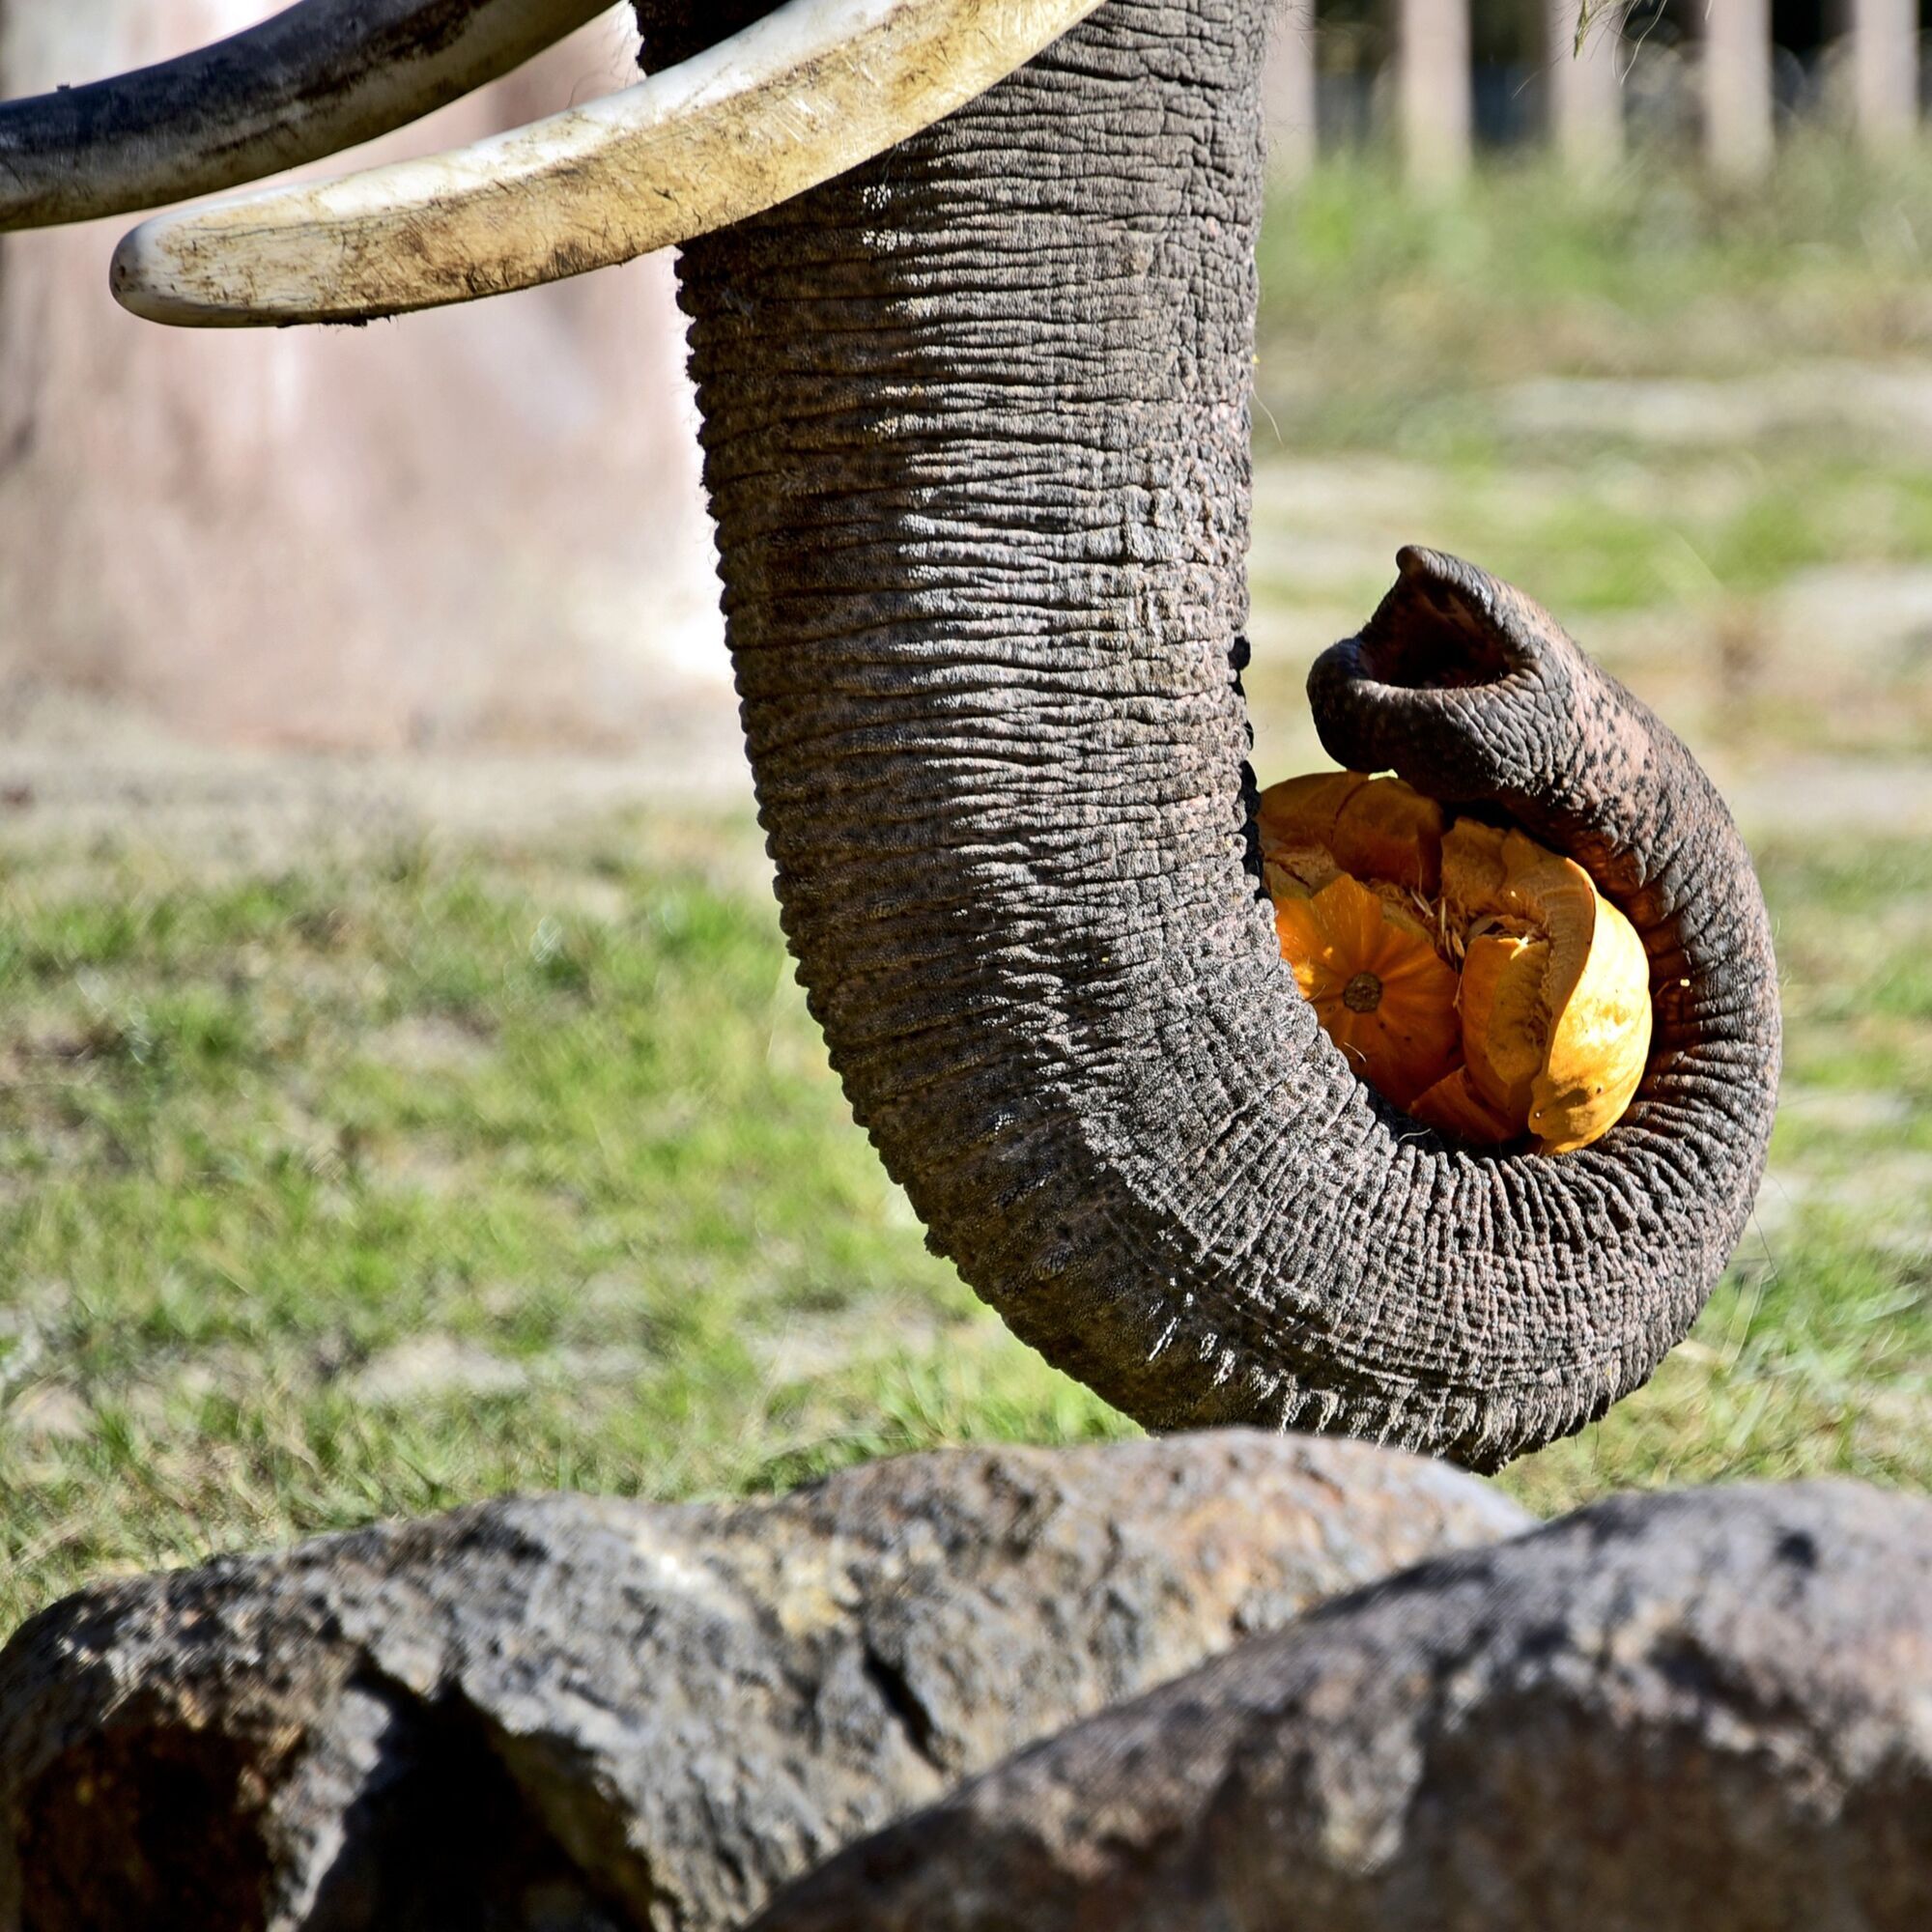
1258,770 -> 1444,894
1407,1065 -> 1520,1145
1439,820 -> 1653,1153
1273,874 -> 1462,1109
1258,770 -> 1654,1154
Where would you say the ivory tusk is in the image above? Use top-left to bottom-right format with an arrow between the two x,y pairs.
109,0 -> 1107,327
0,0 -> 612,231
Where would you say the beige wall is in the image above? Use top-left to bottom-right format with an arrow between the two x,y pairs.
0,2 -> 724,750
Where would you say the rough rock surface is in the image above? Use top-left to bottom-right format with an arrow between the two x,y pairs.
755,1479 -> 1932,1932
0,1432 -> 1525,1932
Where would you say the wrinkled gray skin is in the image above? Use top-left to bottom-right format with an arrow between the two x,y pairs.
636,0 -> 1779,1475
754,1480 -> 1932,1932
0,1435 -> 1525,1932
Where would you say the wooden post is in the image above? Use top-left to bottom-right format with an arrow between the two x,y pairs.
1264,2 -> 1321,182
1397,0 -> 1472,188
1546,0 -> 1625,173
1702,0 -> 1775,182
1851,0 -> 1919,150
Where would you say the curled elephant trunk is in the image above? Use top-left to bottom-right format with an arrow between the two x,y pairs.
658,0 -> 1779,1471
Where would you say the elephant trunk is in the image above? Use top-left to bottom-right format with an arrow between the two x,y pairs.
644,0 -> 1779,1471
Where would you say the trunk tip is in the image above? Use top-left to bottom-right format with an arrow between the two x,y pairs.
1363,548 -> 1533,695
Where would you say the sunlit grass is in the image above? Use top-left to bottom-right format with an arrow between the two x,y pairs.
1259,139 -> 1932,401
8,152 -> 1932,1621
1255,146 -> 1932,633
6,815 -> 1931,1616
0,820 -> 1126,1624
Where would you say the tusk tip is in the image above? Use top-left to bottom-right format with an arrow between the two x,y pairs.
110,215 -> 242,328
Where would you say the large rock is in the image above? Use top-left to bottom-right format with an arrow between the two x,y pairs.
755,1479 -> 1932,1932
0,1432 -> 1524,1932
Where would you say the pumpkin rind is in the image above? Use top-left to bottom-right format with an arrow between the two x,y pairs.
1273,875 -> 1462,1109
1409,1065 -> 1520,1146
1459,928 -> 1548,1122
1440,819 -> 1654,1153
1532,888 -> 1653,1153
1259,771 -> 1443,895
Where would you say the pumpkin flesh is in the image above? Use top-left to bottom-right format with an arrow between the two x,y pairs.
1273,875 -> 1462,1110
1259,773 -> 1655,1155
1259,771 -> 1444,895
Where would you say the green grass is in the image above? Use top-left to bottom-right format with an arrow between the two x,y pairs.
0,820 -> 1126,1624
8,813 -> 1932,1622
9,150 -> 1932,1624
1251,144 -> 1932,658
1258,140 -> 1932,419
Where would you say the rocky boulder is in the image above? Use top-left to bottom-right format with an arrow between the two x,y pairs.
0,1431 -> 1525,1931
755,1479 -> 1932,1932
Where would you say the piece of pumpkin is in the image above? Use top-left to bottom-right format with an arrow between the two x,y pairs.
1274,874 -> 1462,1109
1458,926 -> 1548,1123
1408,1065 -> 1520,1147
1259,771 -> 1444,895
1440,821 -> 1653,1153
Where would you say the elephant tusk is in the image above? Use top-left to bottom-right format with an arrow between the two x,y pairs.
0,0 -> 612,232
108,0 -> 1108,327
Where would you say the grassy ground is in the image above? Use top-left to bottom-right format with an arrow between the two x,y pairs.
0,819 -> 1127,1622
1244,142 -> 1932,762
9,147 -> 1932,1623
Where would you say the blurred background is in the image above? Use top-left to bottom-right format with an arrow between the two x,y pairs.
6,0 -> 1932,1617
0,1 -> 724,753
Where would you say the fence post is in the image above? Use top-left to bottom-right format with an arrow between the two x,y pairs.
1702,0 -> 1775,181
1851,0 -> 1919,150
1398,0 -> 1472,187
1546,0 -> 1625,173
1264,3 -> 1321,181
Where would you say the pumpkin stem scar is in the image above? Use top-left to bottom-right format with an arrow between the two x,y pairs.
1342,972 -> 1384,1014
